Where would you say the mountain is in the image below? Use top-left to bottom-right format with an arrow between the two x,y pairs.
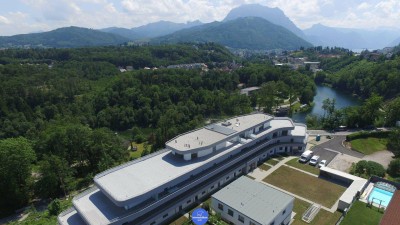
304,24 -> 400,50
151,17 -> 312,50
0,26 -> 129,48
224,4 -> 304,38
389,37 -> 400,47
101,20 -> 203,40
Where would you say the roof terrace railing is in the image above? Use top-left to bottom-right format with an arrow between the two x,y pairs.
165,112 -> 273,145
94,149 -> 169,180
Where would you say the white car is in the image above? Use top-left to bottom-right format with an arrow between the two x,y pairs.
318,160 -> 327,168
309,155 -> 320,166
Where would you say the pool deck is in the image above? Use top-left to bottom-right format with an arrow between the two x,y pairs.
360,182 -> 395,209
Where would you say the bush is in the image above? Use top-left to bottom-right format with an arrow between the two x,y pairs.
387,159 -> 400,178
346,131 -> 391,141
48,199 -> 61,216
351,160 -> 385,178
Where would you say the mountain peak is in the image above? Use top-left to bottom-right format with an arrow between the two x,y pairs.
224,4 -> 304,38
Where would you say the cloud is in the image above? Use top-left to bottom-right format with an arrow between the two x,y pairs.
0,15 -> 10,24
1,0 -> 400,36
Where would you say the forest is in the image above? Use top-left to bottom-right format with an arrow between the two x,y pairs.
0,43 -> 316,219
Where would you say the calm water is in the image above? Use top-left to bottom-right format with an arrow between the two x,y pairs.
291,85 -> 361,123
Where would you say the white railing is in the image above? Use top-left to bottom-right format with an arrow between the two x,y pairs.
94,149 -> 169,179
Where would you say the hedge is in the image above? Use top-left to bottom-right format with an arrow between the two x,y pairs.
346,131 -> 392,141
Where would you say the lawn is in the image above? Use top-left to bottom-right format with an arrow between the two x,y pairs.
129,142 -> 151,159
340,201 -> 384,225
350,138 -> 388,155
259,163 -> 271,171
263,166 -> 346,208
291,198 -> 342,225
265,158 -> 279,166
285,158 -> 320,175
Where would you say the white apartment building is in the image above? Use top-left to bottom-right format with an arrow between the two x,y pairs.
58,113 -> 308,225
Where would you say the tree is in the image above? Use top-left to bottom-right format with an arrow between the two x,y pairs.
0,137 -> 36,215
362,93 -> 383,125
35,155 -> 74,198
352,160 -> 385,178
387,159 -> 400,178
48,199 -> 62,216
387,128 -> 400,157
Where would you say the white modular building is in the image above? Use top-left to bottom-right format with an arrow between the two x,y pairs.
212,176 -> 294,225
58,113 -> 308,225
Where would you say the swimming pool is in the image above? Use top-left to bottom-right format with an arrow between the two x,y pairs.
368,187 -> 394,207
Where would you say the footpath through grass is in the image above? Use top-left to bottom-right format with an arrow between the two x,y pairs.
265,158 -> 279,166
263,166 -> 346,208
285,158 -> 320,175
340,201 -> 383,225
292,199 -> 342,225
350,137 -> 388,155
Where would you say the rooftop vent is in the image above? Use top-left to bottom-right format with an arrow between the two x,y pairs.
222,121 -> 232,126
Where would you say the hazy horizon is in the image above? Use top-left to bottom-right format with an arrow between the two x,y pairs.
1,0 -> 400,36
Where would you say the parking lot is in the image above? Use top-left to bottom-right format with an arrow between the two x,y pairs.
311,148 -> 338,166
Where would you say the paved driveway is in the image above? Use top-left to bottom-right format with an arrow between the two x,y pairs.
312,136 -> 364,158
311,148 -> 338,165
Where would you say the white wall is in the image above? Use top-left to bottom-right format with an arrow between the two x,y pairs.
184,153 -> 191,161
198,148 -> 213,157
216,142 -> 226,151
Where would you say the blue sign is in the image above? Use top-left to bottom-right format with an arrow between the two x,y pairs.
191,208 -> 208,225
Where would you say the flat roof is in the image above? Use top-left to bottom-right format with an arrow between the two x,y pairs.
212,176 -> 294,224
320,166 -> 368,204
166,113 -> 272,152
291,124 -> 307,136
94,117 -> 302,206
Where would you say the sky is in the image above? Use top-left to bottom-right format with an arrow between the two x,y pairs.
0,0 -> 399,36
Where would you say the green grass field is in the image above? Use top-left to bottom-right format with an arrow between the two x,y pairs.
285,158 -> 320,175
340,201 -> 384,225
265,158 -> 279,166
259,163 -> 272,171
263,166 -> 346,208
292,198 -> 342,225
350,138 -> 388,155
129,142 -> 152,159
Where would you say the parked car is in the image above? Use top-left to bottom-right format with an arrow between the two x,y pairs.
299,150 -> 313,163
318,159 -> 327,168
309,155 -> 320,166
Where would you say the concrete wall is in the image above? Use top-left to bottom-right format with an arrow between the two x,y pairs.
198,148 -> 213,158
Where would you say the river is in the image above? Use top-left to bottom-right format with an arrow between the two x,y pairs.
291,85 -> 361,123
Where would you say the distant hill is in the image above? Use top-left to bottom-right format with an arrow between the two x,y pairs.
389,37 -> 400,47
101,20 -> 203,40
224,4 -> 305,38
151,17 -> 312,50
0,26 -> 129,48
304,24 -> 400,50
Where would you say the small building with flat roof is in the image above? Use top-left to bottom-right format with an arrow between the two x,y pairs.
212,176 -> 294,225
240,87 -> 260,96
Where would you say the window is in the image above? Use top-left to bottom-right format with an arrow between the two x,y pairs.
270,221 -> 274,225
202,191 -> 206,195
282,130 -> 288,136
187,200 -> 191,204
238,215 -> 244,223
228,209 -> 234,216
211,185 -> 215,189
282,209 -> 286,215
250,222 -> 256,225
218,203 -> 224,210
163,213 -> 168,218
226,176 -> 230,180
150,222 -> 156,225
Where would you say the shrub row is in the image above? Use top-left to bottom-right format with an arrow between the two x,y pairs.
346,131 -> 392,141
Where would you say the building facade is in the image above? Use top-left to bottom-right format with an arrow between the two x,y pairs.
58,113 -> 307,225
212,176 -> 294,225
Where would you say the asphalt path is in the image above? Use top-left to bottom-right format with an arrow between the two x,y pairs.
312,135 -> 365,158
